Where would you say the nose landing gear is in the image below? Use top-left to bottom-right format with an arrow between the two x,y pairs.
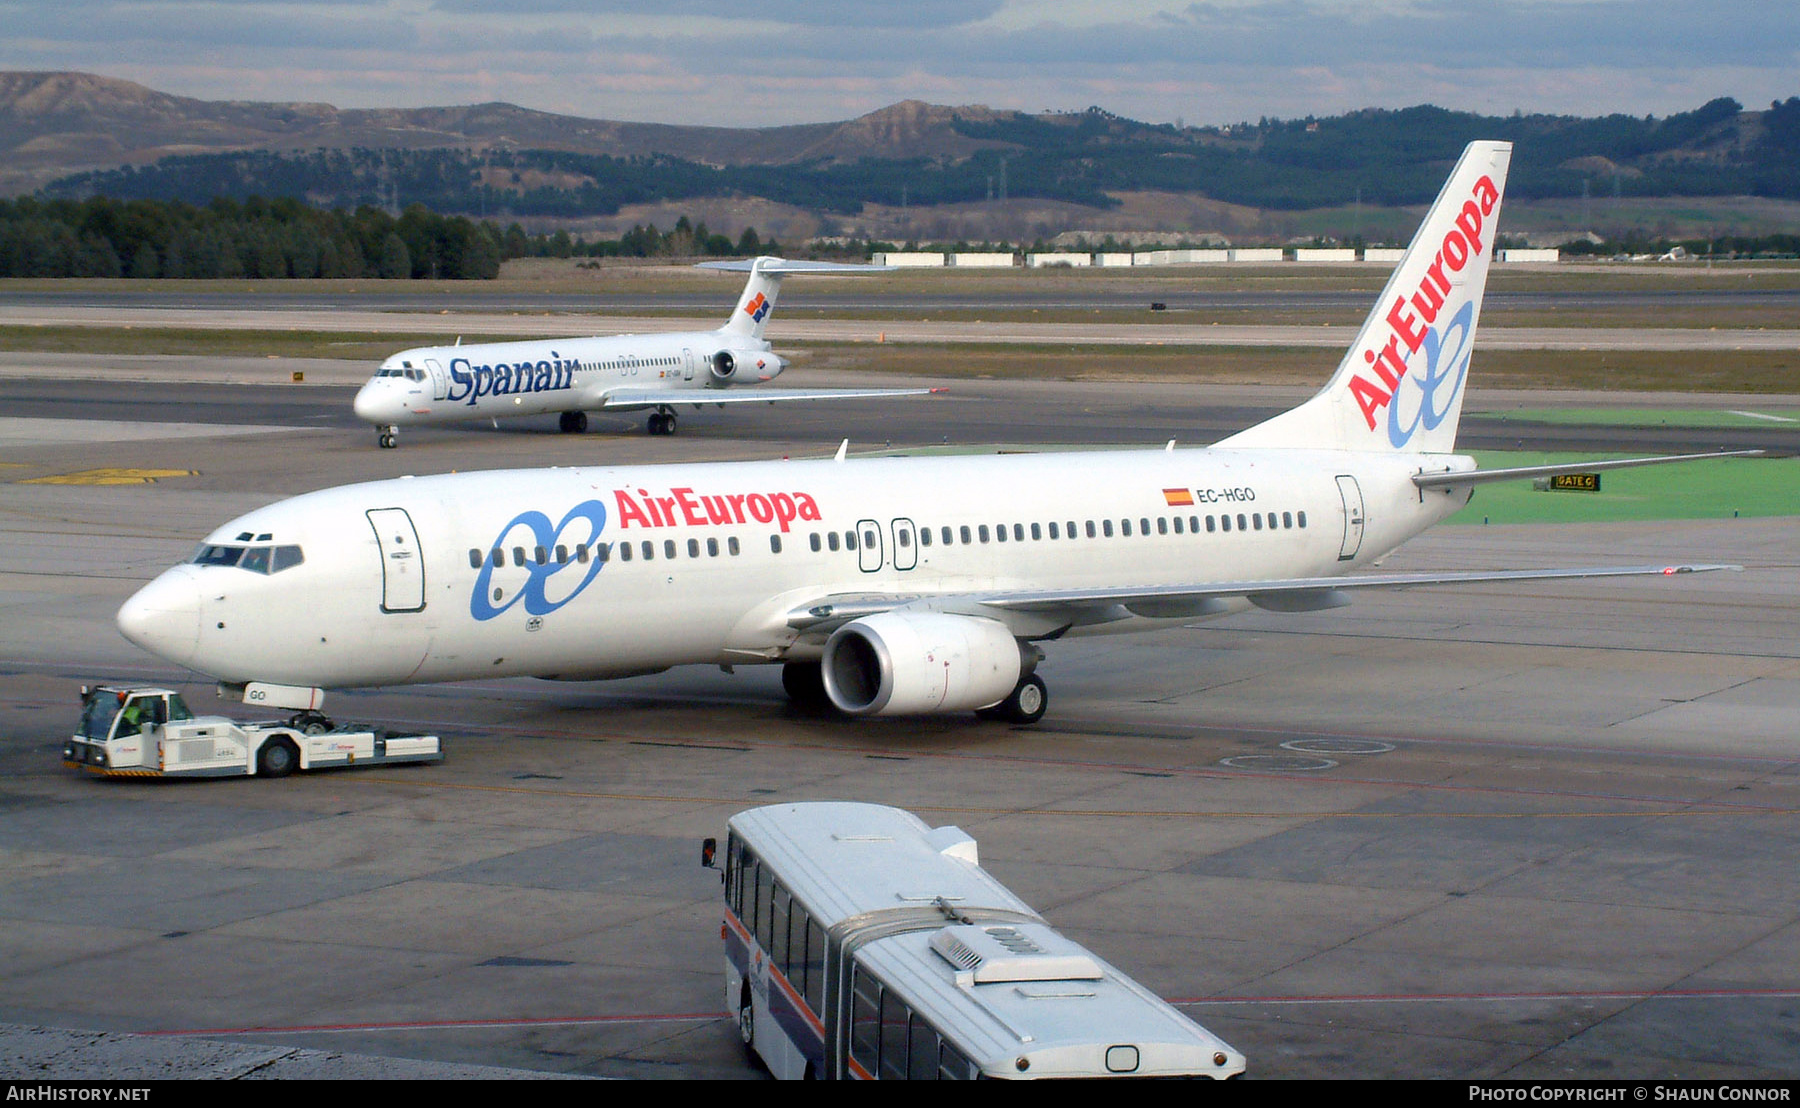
377,426 -> 398,449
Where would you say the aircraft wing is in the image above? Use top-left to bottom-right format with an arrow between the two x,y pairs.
786,563 -> 1739,633
696,258 -> 893,275
601,386 -> 944,411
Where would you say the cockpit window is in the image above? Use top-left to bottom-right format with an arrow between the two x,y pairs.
192,544 -> 305,574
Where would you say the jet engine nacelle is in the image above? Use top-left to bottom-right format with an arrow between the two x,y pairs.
709,350 -> 739,384
821,611 -> 1023,716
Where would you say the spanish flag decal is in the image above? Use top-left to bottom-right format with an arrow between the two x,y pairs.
1162,488 -> 1195,506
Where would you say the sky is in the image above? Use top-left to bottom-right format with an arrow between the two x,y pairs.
3,0 -> 1796,128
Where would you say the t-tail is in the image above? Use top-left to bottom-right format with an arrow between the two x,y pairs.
1219,140 -> 1512,454
704,256 -> 895,341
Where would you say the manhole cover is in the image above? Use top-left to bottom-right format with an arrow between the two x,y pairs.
1282,738 -> 1396,756
1219,754 -> 1337,772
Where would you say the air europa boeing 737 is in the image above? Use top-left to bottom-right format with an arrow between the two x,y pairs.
119,142 -> 1747,726
352,257 -> 939,447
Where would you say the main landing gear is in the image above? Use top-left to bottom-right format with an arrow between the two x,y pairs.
559,411 -> 588,434
376,425 -> 399,449
978,673 -> 1049,725
647,407 -> 679,436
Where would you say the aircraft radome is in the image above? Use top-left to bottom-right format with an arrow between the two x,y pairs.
121,141 -> 1751,726
352,256 -> 942,447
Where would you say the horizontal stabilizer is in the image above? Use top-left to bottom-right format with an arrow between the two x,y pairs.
1414,450 -> 1764,490
696,258 -> 892,275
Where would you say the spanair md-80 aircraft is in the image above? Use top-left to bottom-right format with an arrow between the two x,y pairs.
352,257 -> 939,447
120,142 -> 1748,726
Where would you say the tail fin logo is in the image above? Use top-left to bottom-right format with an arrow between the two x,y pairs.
1346,173 -> 1500,440
743,292 -> 770,323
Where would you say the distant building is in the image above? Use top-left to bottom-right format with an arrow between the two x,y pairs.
1294,248 -> 1356,262
1228,248 -> 1284,263
871,252 -> 945,268
1026,253 -> 1091,267
1499,248 -> 1560,263
1362,248 -> 1407,263
946,252 -> 1015,267
1094,253 -> 1134,267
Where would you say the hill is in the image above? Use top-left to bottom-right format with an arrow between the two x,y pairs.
7,72 -> 1799,241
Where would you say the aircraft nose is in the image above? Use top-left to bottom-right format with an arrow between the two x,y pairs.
353,380 -> 393,423
117,568 -> 201,667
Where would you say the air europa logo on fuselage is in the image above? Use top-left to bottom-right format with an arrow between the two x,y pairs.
470,499 -> 607,622
615,486 -> 822,534
1345,173 -> 1500,438
445,356 -> 577,407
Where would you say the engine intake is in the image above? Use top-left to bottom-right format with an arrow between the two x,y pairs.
822,611 -> 1023,716
710,350 -> 737,384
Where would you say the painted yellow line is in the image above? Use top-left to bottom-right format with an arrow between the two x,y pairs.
21,468 -> 198,485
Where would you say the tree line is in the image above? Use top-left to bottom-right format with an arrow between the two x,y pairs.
0,195 -> 777,279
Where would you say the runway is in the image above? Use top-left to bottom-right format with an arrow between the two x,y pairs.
1,359 -> 1797,1079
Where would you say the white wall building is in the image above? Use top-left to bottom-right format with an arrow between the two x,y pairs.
1228,248 -> 1284,263
1499,248 -> 1560,263
871,252 -> 946,268
946,252 -> 1016,267
1026,253 -> 1092,267
1294,248 -> 1357,262
1362,248 -> 1407,263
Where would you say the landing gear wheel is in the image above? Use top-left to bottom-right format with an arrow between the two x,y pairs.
377,428 -> 397,449
257,738 -> 299,778
648,410 -> 678,436
782,662 -> 829,709
559,411 -> 588,434
983,674 -> 1048,725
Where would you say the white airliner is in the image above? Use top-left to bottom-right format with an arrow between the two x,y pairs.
120,142 -> 1746,725
351,257 -> 940,447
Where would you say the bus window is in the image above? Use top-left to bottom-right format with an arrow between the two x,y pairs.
909,1015 -> 940,1080
851,968 -> 880,1076
770,884 -> 793,978
754,864 -> 776,953
804,917 -> 826,1016
879,988 -> 910,1078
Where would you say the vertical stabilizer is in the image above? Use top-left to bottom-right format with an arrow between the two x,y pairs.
720,256 -> 785,340
1217,141 -> 1512,453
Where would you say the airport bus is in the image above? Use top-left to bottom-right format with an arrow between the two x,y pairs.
708,801 -> 1245,1079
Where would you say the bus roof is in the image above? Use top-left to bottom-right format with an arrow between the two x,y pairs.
728,802 -> 1037,927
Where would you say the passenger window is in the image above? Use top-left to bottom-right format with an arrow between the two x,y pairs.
664,540 -> 676,560
1220,515 -> 1230,532
770,535 -> 782,554
512,547 -> 526,567
1103,520 -> 1114,538
708,538 -> 719,557
642,541 -> 655,561
1031,522 -> 1041,540
828,532 -> 840,552
1120,519 -> 1131,537
1253,514 -> 1262,531
919,529 -> 931,547
810,533 -> 821,552
534,546 -> 548,565
846,531 -> 858,551
959,526 -> 971,544
468,549 -> 481,569
995,524 -> 1006,543
576,544 -> 590,563
1238,513 -> 1248,531
862,529 -> 876,548
557,544 -> 569,564
898,530 -> 911,548
729,537 -> 741,556
941,527 -> 952,545
620,543 -> 633,562
1190,515 -> 1200,532
1283,512 -> 1293,529
1141,517 -> 1151,535
688,539 -> 700,558
1298,511 -> 1308,528
1086,521 -> 1096,538
978,525 -> 989,543
1048,522 -> 1059,539
1172,517 -> 1183,534
1157,517 -> 1167,535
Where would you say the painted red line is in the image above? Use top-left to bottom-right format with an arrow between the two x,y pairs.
1171,986 -> 1800,1007
144,1011 -> 728,1037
